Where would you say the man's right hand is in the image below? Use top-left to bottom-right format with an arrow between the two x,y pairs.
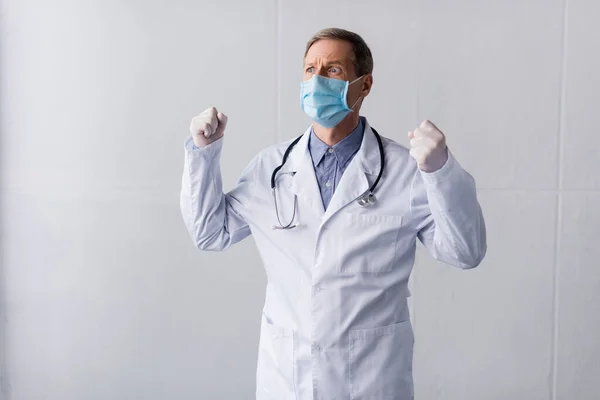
190,107 -> 228,148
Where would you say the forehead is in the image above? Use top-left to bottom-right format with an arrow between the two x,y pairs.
304,39 -> 354,63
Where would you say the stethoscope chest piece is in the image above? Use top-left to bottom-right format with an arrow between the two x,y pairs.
357,192 -> 377,208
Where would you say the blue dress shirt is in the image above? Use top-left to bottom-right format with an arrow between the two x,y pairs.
308,117 -> 365,210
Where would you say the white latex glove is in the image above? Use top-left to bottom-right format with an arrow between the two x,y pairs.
190,107 -> 228,148
408,120 -> 449,173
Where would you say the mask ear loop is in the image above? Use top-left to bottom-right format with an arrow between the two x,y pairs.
349,95 -> 363,111
349,75 -> 365,85
348,75 -> 366,111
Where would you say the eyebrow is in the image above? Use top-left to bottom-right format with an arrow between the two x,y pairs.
304,60 -> 345,68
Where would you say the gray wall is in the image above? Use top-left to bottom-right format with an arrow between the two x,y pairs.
1,0 -> 598,399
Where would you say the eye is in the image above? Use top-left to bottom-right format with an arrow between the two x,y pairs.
306,66 -> 315,73
328,66 -> 341,74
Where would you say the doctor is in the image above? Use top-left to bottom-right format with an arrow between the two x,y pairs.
181,28 -> 486,400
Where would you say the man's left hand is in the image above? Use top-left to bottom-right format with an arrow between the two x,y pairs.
409,120 -> 449,173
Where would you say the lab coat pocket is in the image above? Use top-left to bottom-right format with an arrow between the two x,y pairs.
256,312 -> 297,400
336,213 -> 403,273
349,320 -> 414,400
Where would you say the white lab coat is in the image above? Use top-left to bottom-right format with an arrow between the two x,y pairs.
180,120 -> 486,400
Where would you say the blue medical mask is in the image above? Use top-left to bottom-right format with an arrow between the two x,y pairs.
300,75 -> 364,128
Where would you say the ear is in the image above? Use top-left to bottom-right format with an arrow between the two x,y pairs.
361,74 -> 374,97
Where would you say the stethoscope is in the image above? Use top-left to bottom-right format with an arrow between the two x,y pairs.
270,128 -> 385,230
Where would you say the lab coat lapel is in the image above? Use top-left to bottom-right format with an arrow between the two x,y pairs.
321,122 -> 382,225
321,159 -> 370,223
281,128 -> 325,218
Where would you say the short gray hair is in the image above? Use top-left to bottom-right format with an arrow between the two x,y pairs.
304,28 -> 374,77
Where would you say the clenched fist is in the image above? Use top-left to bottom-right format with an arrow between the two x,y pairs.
408,120 -> 448,173
190,107 -> 228,148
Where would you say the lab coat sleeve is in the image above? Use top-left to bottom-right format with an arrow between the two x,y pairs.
180,136 -> 258,251
412,152 -> 487,269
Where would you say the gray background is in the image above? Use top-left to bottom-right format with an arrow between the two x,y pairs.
1,0 -> 599,399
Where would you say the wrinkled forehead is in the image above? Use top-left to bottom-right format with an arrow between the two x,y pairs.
304,39 -> 355,65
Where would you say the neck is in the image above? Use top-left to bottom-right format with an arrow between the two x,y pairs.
313,113 -> 361,147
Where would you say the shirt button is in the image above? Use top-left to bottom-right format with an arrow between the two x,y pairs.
328,148 -> 334,153
325,181 -> 332,188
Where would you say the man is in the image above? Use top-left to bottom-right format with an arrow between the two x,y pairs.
181,28 -> 486,400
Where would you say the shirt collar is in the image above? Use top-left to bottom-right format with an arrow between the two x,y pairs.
308,117 -> 365,168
